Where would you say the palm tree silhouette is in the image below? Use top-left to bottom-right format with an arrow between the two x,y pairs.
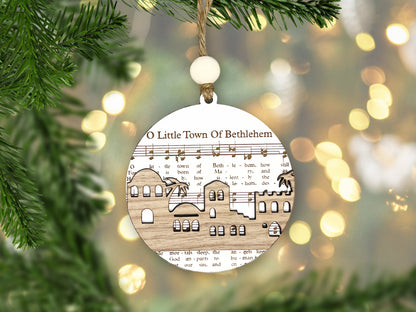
165,177 -> 189,200
278,170 -> 295,194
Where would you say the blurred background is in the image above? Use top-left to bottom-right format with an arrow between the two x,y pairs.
77,0 -> 416,310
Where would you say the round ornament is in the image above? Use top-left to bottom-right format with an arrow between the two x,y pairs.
126,96 -> 295,273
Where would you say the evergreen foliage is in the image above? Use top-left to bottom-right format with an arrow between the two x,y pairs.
1,0 -> 414,311
129,0 -> 341,30
0,0 -> 140,310
0,0 -> 141,248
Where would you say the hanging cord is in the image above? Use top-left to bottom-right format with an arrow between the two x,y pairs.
197,0 -> 214,103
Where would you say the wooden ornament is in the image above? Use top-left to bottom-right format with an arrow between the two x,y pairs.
126,100 -> 295,272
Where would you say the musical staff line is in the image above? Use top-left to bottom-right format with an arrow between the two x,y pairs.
166,191 -> 260,204
133,143 -> 285,160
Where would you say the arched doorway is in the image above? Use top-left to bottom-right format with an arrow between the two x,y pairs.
269,222 -> 281,236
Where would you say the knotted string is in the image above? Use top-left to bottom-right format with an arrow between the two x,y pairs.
197,0 -> 214,103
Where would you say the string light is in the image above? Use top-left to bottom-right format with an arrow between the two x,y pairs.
209,8 -> 229,26
86,132 -> 106,151
367,99 -> 390,120
121,121 -> 137,137
339,177 -> 361,202
320,210 -> 345,238
250,14 -> 267,32
348,108 -> 370,131
355,33 -> 376,52
81,110 -> 107,134
260,93 -> 281,109
369,84 -> 392,106
270,58 -> 291,76
387,189 -> 408,212
386,23 -> 409,45
102,90 -> 126,115
325,158 -> 350,181
118,264 -> 146,294
289,221 -> 312,245
101,190 -> 115,213
361,66 -> 386,85
118,215 -> 139,241
315,141 -> 342,166
127,62 -> 142,79
310,237 -> 335,259
137,0 -> 156,10
290,137 -> 315,162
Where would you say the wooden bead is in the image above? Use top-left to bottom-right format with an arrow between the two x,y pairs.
190,56 -> 220,84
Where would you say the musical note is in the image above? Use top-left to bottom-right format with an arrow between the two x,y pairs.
145,145 -> 154,160
165,145 -> 170,160
176,148 -> 185,162
196,146 -> 201,159
232,192 -> 237,202
244,153 -> 252,160
229,145 -> 236,157
260,148 -> 268,157
196,192 -> 202,204
248,192 -> 253,202
212,144 -> 220,157
283,151 -> 287,159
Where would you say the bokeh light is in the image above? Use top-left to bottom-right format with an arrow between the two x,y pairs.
325,158 -> 350,181
310,237 -> 335,259
386,23 -> 409,45
102,90 -> 126,115
339,177 -> 361,202
349,108 -> 370,131
331,179 -> 341,195
320,210 -> 346,238
260,92 -> 281,109
137,0 -> 156,11
360,66 -> 386,86
315,141 -> 343,166
289,221 -> 312,245
81,110 -> 107,134
121,121 -> 138,137
86,132 -> 106,151
355,33 -> 376,52
210,8 -> 229,26
101,190 -> 115,213
127,62 -> 142,79
369,84 -> 392,106
270,58 -> 291,76
290,137 -> 315,162
118,264 -> 146,294
250,14 -> 267,32
367,99 -> 390,120
118,215 -> 139,241
321,19 -> 337,31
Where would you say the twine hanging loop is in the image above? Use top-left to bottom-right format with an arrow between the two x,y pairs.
197,0 -> 214,103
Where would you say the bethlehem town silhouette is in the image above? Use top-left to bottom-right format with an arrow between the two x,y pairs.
127,169 -> 294,251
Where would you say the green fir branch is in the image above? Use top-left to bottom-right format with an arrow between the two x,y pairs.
0,130 -> 45,248
0,235 -> 127,312
55,2 -> 128,60
189,268 -> 416,312
128,0 -> 341,30
0,0 -> 131,109
9,96 -> 107,228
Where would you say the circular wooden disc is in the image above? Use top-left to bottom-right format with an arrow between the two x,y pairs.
126,103 -> 295,272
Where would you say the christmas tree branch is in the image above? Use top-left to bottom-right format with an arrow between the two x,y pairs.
186,267 -> 416,312
0,0 -> 131,110
2,95 -> 128,311
0,130 -> 45,248
9,96 -> 107,228
129,0 -> 341,30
